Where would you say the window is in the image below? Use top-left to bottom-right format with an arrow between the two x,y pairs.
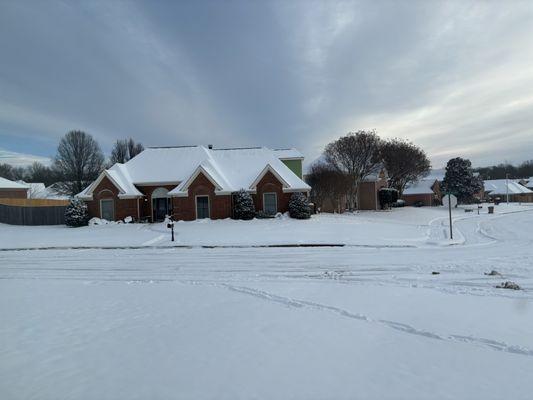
263,192 -> 277,215
100,199 -> 114,221
196,196 -> 210,219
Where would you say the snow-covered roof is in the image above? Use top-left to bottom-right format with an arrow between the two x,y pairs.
78,146 -> 310,199
273,148 -> 304,160
0,177 -> 29,190
484,179 -> 533,195
425,168 -> 445,182
403,179 -> 438,195
17,181 -> 47,198
526,177 -> 533,189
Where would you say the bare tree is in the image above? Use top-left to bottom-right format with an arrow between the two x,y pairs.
381,138 -> 431,195
323,130 -> 382,210
0,163 -> 27,181
26,162 -> 56,186
306,162 -> 351,212
109,138 -> 144,165
53,130 -> 105,196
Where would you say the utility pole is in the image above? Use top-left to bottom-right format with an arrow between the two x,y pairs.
448,193 -> 453,240
506,173 -> 509,205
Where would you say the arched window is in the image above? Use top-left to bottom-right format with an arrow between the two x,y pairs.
152,187 -> 171,222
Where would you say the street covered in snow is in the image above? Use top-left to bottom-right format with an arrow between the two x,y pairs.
1,205 -> 533,399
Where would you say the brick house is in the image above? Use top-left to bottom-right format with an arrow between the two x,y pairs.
315,167 -> 389,212
0,177 -> 29,199
484,179 -> 533,203
77,146 -> 310,222
402,179 -> 442,206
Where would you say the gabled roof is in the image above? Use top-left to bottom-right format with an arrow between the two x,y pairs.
77,163 -> 144,200
273,148 -> 304,160
526,177 -> 533,189
403,179 -> 438,195
78,146 -> 310,198
484,179 -> 533,195
0,177 -> 29,190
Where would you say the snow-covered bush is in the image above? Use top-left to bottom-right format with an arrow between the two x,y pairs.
288,192 -> 311,219
378,188 -> 399,209
233,189 -> 256,220
65,198 -> 89,227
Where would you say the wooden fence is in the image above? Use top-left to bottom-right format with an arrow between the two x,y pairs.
0,199 -> 68,225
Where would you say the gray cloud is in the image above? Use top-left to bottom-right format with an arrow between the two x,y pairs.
1,0 -> 532,168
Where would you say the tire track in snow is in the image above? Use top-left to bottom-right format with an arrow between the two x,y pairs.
219,283 -> 533,357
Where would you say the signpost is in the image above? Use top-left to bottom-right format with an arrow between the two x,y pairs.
443,193 -> 457,240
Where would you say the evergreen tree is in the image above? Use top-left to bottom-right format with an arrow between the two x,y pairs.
233,189 -> 256,220
289,192 -> 311,219
65,198 -> 89,227
378,188 -> 399,209
442,157 -> 483,204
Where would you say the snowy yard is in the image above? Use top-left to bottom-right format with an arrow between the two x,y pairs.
1,204 -> 533,399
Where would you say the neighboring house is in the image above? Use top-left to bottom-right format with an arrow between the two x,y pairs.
402,179 -> 441,206
77,146 -> 310,222
16,181 -> 47,199
484,179 -> 533,202
318,167 -> 389,212
525,177 -> 533,190
0,177 -> 29,199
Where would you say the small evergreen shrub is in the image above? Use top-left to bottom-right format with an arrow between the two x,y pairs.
65,198 -> 89,227
233,189 -> 256,220
289,192 -> 311,219
378,188 -> 399,209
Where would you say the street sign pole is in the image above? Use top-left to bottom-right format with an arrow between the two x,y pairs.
448,193 -> 453,240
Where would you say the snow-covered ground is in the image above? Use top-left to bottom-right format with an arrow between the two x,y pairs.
1,204 -> 533,399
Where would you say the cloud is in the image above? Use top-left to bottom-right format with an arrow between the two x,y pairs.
0,0 -> 532,168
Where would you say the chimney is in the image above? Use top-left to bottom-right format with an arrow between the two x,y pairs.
208,144 -> 213,149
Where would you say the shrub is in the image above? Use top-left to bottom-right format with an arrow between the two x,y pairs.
289,192 -> 311,219
378,188 -> 399,209
65,198 -> 89,227
233,189 -> 256,220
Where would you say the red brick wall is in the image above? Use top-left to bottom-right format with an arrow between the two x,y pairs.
252,170 -> 293,213
0,189 -> 28,199
85,176 -> 139,221
402,193 -> 433,206
171,172 -> 232,221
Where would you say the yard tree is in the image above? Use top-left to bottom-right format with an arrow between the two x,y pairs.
65,198 -> 90,227
381,138 -> 431,195
288,192 -> 311,219
442,157 -> 483,204
306,162 -> 351,212
323,130 -> 382,210
109,138 -> 144,165
53,130 -> 105,196
233,189 -> 256,220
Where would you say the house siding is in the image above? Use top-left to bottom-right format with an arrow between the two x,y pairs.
280,159 -> 303,179
0,189 -> 28,199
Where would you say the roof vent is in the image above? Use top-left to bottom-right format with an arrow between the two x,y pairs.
208,144 -> 213,149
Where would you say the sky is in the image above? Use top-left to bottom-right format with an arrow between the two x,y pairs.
1,0 -> 532,169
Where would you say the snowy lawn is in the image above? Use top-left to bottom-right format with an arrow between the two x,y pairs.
1,202 -> 531,249
1,204 -> 533,399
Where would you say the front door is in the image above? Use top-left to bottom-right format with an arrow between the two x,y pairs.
153,198 -> 169,222
196,196 -> 210,219
101,199 -> 114,221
